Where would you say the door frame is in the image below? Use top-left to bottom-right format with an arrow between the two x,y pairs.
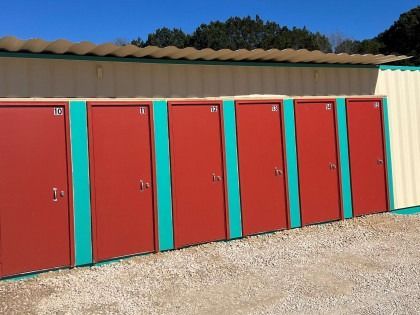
86,101 -> 159,262
167,100 -> 230,248
0,101 -> 75,274
294,98 -> 344,223
345,97 -> 390,213
234,99 -> 291,231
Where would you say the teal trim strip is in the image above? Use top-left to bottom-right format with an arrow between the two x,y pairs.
383,97 -> 395,210
379,65 -> 420,71
283,99 -> 301,228
391,206 -> 420,215
153,100 -> 174,251
222,100 -> 243,239
69,100 -> 93,266
0,51 -> 377,69
336,98 -> 353,219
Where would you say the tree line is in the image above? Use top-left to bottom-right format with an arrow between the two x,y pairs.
123,6 -> 419,65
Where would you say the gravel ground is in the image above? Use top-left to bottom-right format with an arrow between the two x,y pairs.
0,213 -> 419,315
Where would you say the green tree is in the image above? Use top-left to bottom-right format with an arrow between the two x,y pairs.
377,6 -> 420,65
137,16 -> 332,52
131,37 -> 145,47
133,27 -> 190,48
335,39 -> 382,54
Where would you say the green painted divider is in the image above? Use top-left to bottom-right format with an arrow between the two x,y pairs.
283,99 -> 301,228
152,100 -> 174,251
222,100 -> 243,239
391,206 -> 420,215
69,100 -> 93,266
383,97 -> 395,210
336,98 -> 353,219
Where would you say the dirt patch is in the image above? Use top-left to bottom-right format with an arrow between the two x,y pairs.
0,213 -> 419,314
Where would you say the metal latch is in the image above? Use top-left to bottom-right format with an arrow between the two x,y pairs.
140,180 -> 150,191
374,102 -> 380,108
274,167 -> 283,176
326,103 -> 332,110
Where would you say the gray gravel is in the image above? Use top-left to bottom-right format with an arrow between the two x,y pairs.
0,213 -> 419,315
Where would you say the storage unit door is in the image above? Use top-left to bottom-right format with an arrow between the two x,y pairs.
295,100 -> 342,225
346,99 -> 388,216
89,105 -> 155,262
236,102 -> 288,235
0,106 -> 71,277
169,102 -> 227,248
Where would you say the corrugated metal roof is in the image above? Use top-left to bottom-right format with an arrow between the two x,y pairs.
0,36 -> 411,65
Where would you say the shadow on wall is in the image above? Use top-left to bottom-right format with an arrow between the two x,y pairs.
0,57 -> 380,98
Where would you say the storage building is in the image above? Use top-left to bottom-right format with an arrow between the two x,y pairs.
0,36 -> 419,278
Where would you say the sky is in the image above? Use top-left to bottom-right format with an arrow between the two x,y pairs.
0,0 -> 418,44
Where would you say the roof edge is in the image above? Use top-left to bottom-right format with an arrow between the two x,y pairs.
0,36 -> 411,65
0,51 -> 380,69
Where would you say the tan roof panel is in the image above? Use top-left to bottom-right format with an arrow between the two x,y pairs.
0,36 -> 411,65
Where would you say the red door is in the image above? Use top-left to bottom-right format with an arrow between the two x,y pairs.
88,104 -> 156,262
0,105 -> 72,277
236,101 -> 288,235
169,101 -> 227,248
295,100 -> 342,225
346,99 -> 388,216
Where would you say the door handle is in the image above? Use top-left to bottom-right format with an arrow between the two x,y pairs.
274,167 -> 283,176
52,187 -> 58,202
140,180 -> 151,191
329,163 -> 337,170
212,173 -> 222,182
377,159 -> 384,165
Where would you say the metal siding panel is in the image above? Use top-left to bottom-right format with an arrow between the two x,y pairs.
283,99 -> 301,228
114,62 -> 135,97
222,100 -> 243,238
69,100 -> 93,265
0,58 -> 382,98
376,69 -> 420,209
96,63 -> 115,97
8,58 -> 28,97
336,98 -> 353,219
152,100 -> 174,251
53,60 -> 75,97
75,62 -> 95,97
135,63 -> 153,97
383,98 -> 395,210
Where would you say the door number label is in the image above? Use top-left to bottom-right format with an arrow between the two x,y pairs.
139,107 -> 146,114
272,105 -> 279,112
53,107 -> 64,116
210,106 -> 218,112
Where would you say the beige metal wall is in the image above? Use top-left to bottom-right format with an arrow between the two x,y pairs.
0,57 -> 378,98
0,56 -> 418,209
376,69 -> 420,209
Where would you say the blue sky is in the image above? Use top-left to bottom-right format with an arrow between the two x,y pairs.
0,0 -> 418,44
